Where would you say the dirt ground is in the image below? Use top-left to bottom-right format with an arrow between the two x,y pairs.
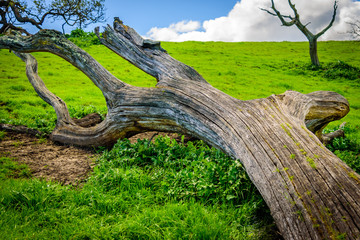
0,130 -> 180,185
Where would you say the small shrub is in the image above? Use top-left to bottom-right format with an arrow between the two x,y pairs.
66,29 -> 102,47
301,60 -> 360,81
94,136 -> 263,206
323,61 -> 360,80
67,28 -> 88,38
288,60 -> 360,82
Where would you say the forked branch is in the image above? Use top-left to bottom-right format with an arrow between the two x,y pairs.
260,0 -> 296,27
315,1 -> 338,39
347,20 -> 360,39
261,0 -> 338,40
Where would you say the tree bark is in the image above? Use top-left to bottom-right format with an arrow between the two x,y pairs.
1,23 -> 359,239
309,38 -> 320,67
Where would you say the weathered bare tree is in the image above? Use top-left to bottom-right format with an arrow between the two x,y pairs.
261,0 -> 338,66
0,0 -> 105,35
1,19 -> 359,239
347,20 -> 360,40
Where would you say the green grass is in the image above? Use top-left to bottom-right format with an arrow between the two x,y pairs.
0,40 -> 359,239
0,137 -> 277,239
0,156 -> 32,180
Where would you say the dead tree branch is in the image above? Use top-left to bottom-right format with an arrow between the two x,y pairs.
347,20 -> 360,39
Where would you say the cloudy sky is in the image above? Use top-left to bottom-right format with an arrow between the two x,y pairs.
40,0 -> 360,41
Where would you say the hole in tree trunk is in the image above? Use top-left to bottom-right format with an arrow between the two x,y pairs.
33,51 -> 109,126
89,46 -> 158,87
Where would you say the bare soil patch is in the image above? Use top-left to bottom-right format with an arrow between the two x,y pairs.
0,131 -> 96,185
0,130 -> 184,185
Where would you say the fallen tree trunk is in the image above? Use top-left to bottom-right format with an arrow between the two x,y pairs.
1,21 -> 359,239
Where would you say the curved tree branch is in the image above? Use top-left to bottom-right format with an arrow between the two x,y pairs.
13,51 -> 72,125
0,29 -> 126,100
303,91 -> 349,140
260,0 -> 296,26
0,4 -> 31,35
10,2 -> 43,30
315,0 -> 338,39
0,22 -> 30,35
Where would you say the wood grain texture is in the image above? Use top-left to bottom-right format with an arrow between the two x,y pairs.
1,23 -> 359,239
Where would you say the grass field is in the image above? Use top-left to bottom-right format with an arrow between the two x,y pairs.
1,39 -> 359,239
1,41 -> 359,136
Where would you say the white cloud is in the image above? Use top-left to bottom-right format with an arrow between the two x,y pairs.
146,0 -> 360,42
147,20 -> 201,41
171,20 -> 201,33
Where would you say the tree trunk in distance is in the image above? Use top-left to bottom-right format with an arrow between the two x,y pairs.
309,38 -> 320,66
0,22 -> 359,239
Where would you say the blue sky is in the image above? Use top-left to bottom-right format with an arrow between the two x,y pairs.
34,0 -> 360,41
103,0 -> 238,36
34,0 -> 237,35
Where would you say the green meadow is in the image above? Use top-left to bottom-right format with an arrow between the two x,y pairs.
0,39 -> 359,239
1,41 -> 359,136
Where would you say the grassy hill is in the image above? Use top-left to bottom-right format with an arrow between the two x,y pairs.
1,41 -> 359,136
0,40 -> 359,239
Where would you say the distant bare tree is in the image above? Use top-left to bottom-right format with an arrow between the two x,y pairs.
347,20 -> 360,39
0,0 -> 105,35
262,0 -> 338,66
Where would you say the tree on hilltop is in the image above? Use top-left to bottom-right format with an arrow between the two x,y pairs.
0,0 -> 105,35
262,0 -> 338,66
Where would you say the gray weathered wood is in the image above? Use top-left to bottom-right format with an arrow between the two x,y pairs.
0,22 -> 359,239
